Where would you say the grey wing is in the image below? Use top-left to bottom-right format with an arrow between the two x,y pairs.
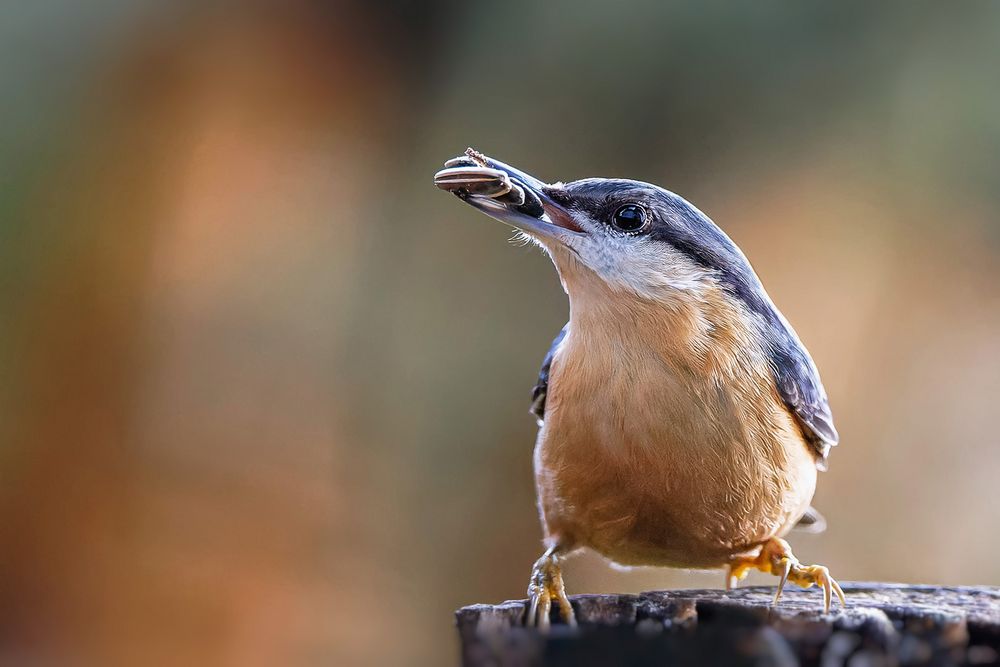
769,331 -> 839,468
530,324 -> 568,423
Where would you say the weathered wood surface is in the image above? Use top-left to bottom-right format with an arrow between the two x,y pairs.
456,584 -> 1000,666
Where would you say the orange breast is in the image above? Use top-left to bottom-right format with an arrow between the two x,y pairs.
534,284 -> 818,568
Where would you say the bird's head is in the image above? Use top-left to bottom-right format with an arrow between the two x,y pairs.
435,149 -> 839,461
435,149 -> 751,306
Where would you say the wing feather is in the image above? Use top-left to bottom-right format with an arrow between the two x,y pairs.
766,314 -> 839,467
530,324 -> 568,423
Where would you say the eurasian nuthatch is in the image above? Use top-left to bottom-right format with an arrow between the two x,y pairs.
434,149 -> 843,628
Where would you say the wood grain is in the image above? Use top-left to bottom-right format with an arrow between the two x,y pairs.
456,584 -> 1000,666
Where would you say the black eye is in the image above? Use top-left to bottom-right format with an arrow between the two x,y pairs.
611,204 -> 647,233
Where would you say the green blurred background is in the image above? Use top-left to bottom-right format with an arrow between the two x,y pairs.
2,2 -> 999,665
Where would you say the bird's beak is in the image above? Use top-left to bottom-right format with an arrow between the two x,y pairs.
434,149 -> 585,245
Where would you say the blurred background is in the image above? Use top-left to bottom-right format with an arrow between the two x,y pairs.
2,1 -> 999,665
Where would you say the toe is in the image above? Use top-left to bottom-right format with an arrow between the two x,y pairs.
526,594 -> 540,627
556,593 -> 577,626
537,594 -> 552,631
832,578 -> 847,607
772,559 -> 792,605
820,571 -> 832,613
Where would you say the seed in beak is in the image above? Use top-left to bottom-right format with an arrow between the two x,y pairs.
434,166 -> 525,203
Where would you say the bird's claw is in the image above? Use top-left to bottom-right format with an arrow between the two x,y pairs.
782,561 -> 846,613
526,548 -> 576,631
726,537 -> 846,613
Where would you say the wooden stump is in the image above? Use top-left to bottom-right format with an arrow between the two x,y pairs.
456,584 -> 1000,666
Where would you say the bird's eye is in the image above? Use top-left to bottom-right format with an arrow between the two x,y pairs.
610,204 -> 648,233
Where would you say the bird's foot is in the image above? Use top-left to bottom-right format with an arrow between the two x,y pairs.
725,537 -> 846,613
526,546 -> 577,631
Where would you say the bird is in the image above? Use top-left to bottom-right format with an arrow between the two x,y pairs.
434,148 -> 844,630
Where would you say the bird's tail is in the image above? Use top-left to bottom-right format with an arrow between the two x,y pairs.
792,506 -> 827,534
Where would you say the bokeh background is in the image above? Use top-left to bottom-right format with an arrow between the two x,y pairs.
2,2 -> 999,665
